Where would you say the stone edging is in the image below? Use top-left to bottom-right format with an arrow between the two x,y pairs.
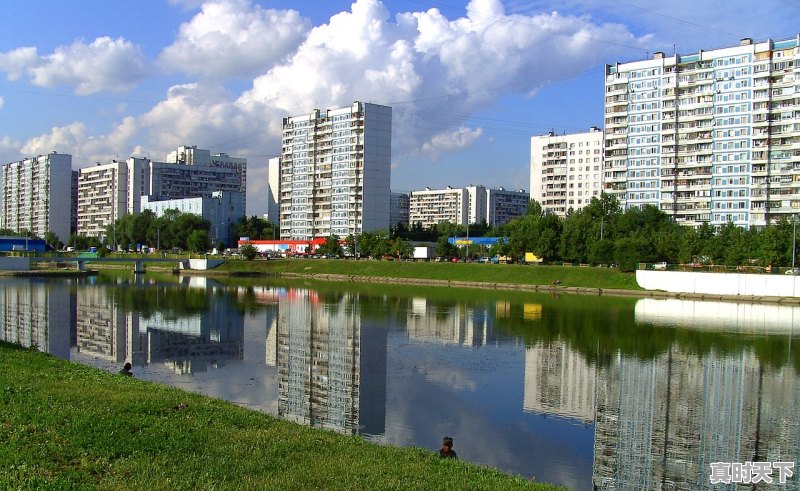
275,273 -> 800,306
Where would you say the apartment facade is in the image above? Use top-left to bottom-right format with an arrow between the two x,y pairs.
530,128 -> 604,217
166,145 -> 248,211
279,101 -> 391,240
0,152 -> 72,242
487,187 -> 530,225
409,185 -> 529,228
604,36 -> 800,228
409,186 -> 468,228
77,160 -> 129,238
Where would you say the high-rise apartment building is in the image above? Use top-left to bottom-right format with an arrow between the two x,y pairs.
77,160 -> 129,239
530,128 -> 604,217
409,186 -> 468,228
409,185 -> 529,228
76,148 -> 246,239
166,145 -> 247,212
279,101 -> 391,240
0,152 -> 72,242
604,36 -> 800,228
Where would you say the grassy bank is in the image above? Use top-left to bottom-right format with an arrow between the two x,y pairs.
210,258 -> 641,291
0,343 -> 559,490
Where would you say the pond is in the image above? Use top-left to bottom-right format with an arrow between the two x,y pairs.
1,273 -> 798,490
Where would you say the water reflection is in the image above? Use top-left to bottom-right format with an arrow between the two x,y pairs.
1,276 -> 798,490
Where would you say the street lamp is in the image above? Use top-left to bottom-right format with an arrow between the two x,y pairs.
793,214 -> 798,271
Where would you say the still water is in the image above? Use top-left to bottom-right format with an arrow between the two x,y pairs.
1,273 -> 798,490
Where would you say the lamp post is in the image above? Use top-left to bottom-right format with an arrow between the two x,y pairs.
793,214 -> 797,271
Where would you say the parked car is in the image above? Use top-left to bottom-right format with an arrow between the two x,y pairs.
785,268 -> 800,275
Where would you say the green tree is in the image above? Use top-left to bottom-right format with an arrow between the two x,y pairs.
316,236 -> 344,257
235,216 -> 275,242
239,243 -> 258,260
186,229 -> 210,253
44,231 -> 63,251
435,236 -> 458,258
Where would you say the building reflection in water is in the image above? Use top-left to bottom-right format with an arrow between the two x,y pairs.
591,298 -> 800,490
407,297 -> 494,346
0,278 -> 74,359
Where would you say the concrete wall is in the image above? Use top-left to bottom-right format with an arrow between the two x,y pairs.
0,257 -> 31,270
636,270 -> 800,298
186,259 -> 225,270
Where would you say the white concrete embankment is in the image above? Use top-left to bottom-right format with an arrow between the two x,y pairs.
636,270 -> 800,298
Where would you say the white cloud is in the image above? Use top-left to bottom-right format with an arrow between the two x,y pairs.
139,82 -> 261,153
159,0 -> 310,79
21,123 -> 86,157
20,117 -> 140,167
0,135 -> 23,164
0,37 -> 148,95
237,0 -> 644,161
421,126 -> 484,160
0,47 -> 38,81
0,96 -> 4,110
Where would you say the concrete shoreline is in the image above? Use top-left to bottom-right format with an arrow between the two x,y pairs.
272,272 -> 800,306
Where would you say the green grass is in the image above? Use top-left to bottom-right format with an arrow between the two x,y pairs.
212,259 -> 642,291
0,343 -> 561,491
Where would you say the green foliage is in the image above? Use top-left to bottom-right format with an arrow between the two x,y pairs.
435,236 -> 458,258
186,229 -> 210,253
316,236 -> 344,257
235,216 -> 276,243
239,243 -> 258,260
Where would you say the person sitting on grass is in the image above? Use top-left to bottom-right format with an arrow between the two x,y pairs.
439,436 -> 457,459
119,362 -> 133,377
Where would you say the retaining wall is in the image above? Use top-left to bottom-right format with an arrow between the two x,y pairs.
636,270 -> 800,298
0,257 -> 31,271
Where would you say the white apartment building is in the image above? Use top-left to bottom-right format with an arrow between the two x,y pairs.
0,152 -> 72,242
409,186 -> 468,228
77,160 -> 129,239
266,157 -> 280,226
530,127 -> 604,217
141,191 -> 245,247
604,36 -> 800,228
409,185 -> 529,228
279,101 -> 391,240
78,148 -> 246,239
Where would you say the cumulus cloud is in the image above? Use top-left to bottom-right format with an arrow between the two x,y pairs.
21,117 -> 140,166
0,37 -> 148,94
159,0 -> 310,79
139,82 -> 260,152
421,126 -> 484,160
5,0 -> 653,213
234,0 -> 644,160
0,135 -> 23,164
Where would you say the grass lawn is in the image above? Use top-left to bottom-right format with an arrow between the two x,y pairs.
1,343 -> 562,490
213,259 -> 642,291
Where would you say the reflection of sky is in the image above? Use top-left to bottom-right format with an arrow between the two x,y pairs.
381,330 -> 593,489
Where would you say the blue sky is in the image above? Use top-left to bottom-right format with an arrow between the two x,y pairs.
1,0 -> 799,215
